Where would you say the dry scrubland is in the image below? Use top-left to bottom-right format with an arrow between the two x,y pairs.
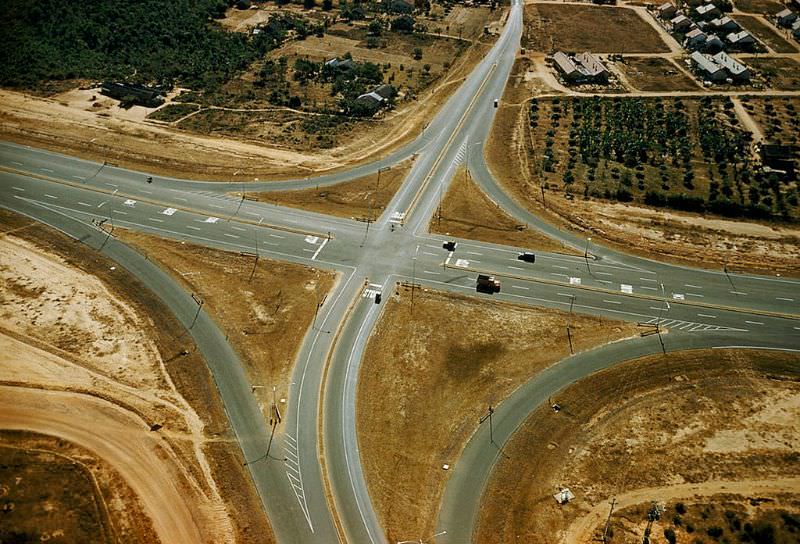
116,230 -> 335,420
0,210 -> 273,543
251,158 -> 413,219
733,15 -> 798,54
522,4 -> 669,53
617,57 -> 700,92
476,349 -> 800,544
431,167 -> 580,253
357,286 -> 640,542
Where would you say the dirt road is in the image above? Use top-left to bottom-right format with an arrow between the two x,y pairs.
0,385 -> 208,543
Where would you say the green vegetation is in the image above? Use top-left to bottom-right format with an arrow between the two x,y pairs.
528,96 -> 799,221
147,103 -> 200,122
0,0 -> 317,90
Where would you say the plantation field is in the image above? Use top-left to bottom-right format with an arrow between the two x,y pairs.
525,96 -> 798,222
743,96 -> 800,145
523,4 -> 669,54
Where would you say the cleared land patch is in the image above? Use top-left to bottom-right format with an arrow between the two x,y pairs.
431,167 -> 580,254
357,287 -> 640,542
476,349 -> 800,543
733,0 -> 787,14
523,4 -> 669,54
747,57 -> 800,91
251,158 -> 414,219
0,210 -> 273,544
617,57 -> 699,92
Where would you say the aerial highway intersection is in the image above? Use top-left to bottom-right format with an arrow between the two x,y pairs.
1,0 -> 798,541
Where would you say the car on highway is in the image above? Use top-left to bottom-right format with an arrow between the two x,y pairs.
517,252 -> 536,263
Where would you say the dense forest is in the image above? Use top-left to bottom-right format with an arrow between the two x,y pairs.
0,0 -> 308,89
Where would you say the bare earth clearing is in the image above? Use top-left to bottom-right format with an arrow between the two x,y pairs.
115,230 -> 335,422
357,286 -> 640,542
522,3 -> 670,54
251,158 -> 413,220
431,166 -> 580,254
0,210 -> 273,543
476,349 -> 800,544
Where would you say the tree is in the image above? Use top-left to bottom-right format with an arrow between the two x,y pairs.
368,19 -> 383,36
391,14 -> 415,33
304,0 -> 315,9
412,47 -> 422,60
322,0 -> 333,9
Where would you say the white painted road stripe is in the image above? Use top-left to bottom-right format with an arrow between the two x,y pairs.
223,233 -> 239,239
44,194 -> 57,199
776,297 -> 794,302
187,226 -> 201,231
508,266 -> 524,271
424,270 -> 441,275
685,284 -> 702,289
78,202 -> 91,207
730,291 -> 747,295
11,186 -> 24,191
744,320 -> 764,325
603,300 -> 622,305
511,285 -> 529,290
148,218 -> 164,223
312,238 -> 329,260
270,234 -> 284,238
686,293 -> 704,298
697,313 -> 717,319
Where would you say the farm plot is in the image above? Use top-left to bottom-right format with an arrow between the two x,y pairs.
617,57 -> 700,92
747,57 -> 800,91
526,96 -> 799,222
523,4 -> 670,53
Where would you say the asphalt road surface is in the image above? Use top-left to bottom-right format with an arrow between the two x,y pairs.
1,0 -> 799,541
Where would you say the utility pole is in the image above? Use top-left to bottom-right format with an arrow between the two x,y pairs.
479,405 -> 495,445
657,283 -> 669,354
249,218 -> 262,282
602,497 -> 616,543
411,245 -> 419,316
231,183 -> 245,221
584,237 -> 592,270
567,294 -> 575,354
190,293 -> 204,329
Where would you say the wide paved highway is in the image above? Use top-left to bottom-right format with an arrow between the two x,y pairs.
1,0 -> 798,541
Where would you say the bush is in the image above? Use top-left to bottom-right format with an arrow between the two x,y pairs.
664,527 -> 677,544
706,526 -> 723,538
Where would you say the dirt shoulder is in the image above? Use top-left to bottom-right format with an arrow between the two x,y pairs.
431,167 -> 580,254
115,229 -> 336,424
250,157 -> 413,220
475,348 -> 800,543
357,286 -> 641,542
486,61 -> 800,277
0,209 -> 273,543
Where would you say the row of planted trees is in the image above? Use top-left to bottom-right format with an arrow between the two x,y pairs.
528,96 -> 798,221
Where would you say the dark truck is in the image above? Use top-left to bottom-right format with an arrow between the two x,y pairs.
476,274 -> 501,294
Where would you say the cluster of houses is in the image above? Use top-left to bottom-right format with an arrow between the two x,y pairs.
775,7 -> 800,40
100,82 -> 166,108
689,50 -> 749,82
656,1 -> 758,52
355,84 -> 396,108
551,51 -> 610,85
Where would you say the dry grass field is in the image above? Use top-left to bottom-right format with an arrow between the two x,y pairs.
430,167 -> 579,254
733,0 -> 788,14
116,230 -> 336,420
747,57 -> 800,91
476,349 -> 800,544
357,287 -> 639,543
523,4 -> 669,54
251,158 -> 414,219
0,209 -> 273,543
617,57 -> 700,92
